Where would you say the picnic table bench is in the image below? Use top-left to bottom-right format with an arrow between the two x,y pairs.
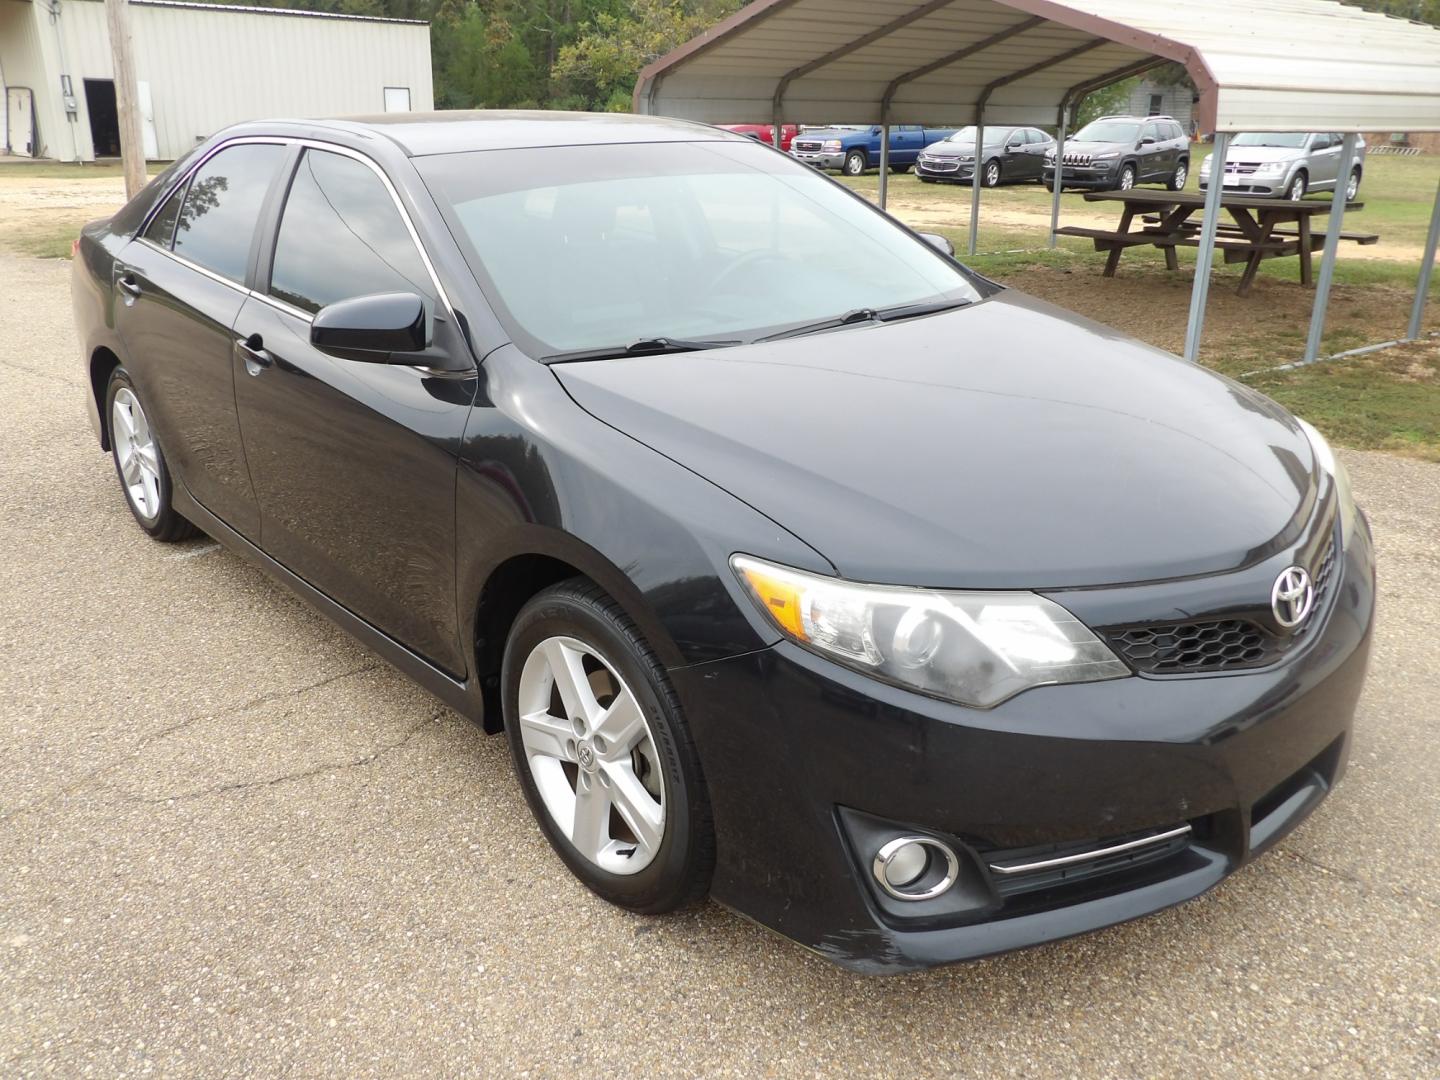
1052,189 -> 1378,296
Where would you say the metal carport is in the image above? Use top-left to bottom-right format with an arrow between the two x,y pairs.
635,0 -> 1440,365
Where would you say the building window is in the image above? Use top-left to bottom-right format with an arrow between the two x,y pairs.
383,87 -> 412,113
1148,93 -> 1164,116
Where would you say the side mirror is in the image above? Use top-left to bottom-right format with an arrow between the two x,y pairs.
917,231 -> 955,257
1140,136 -> 1156,146
872,126 -> 883,136
311,292 -> 427,362
1006,142 -> 1023,151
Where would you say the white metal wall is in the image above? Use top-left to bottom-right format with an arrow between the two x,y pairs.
2,0 -> 432,161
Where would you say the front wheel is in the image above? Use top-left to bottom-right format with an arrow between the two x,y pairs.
842,150 -> 868,176
106,368 -> 200,542
1285,171 -> 1308,201
1116,163 -> 1137,191
1345,168 -> 1361,201
1167,160 -> 1188,191
502,579 -> 715,914
983,159 -> 1001,187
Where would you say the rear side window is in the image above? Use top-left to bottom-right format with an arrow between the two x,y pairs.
143,184 -> 184,247
1167,122 -> 1185,140
268,149 -> 435,316
173,143 -> 286,283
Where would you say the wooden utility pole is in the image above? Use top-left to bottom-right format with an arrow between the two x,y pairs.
104,0 -> 147,198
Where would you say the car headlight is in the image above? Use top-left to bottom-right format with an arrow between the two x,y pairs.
732,555 -> 1129,708
1091,152 -> 1120,162
1255,161 -> 1287,175
1199,157 -> 1212,175
1297,418 -> 1359,541
822,140 -> 841,152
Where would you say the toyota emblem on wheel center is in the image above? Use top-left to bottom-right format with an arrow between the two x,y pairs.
1271,566 -> 1315,629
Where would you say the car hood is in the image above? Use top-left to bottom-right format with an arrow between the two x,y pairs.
796,128 -> 865,139
1060,140 -> 1128,156
554,292 -> 1318,589
1206,145 -> 1301,165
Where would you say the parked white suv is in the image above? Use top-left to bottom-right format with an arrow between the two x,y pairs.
1198,133 -> 1366,200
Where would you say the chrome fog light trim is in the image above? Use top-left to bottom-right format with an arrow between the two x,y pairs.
872,836 -> 961,901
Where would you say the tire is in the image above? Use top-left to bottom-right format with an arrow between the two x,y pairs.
891,164 -> 911,174
842,149 -> 868,176
1044,180 -> 1056,192
1116,163 -> 1136,191
502,578 -> 715,914
1345,167 -> 1361,201
105,368 -> 200,542
1285,171 -> 1308,201
983,159 -> 1001,187
1167,159 -> 1188,191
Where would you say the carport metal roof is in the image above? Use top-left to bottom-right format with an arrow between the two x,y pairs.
635,0 -> 1440,133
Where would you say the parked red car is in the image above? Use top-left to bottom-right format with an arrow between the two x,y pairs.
719,123 -> 798,152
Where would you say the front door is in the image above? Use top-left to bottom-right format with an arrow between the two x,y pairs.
113,141 -> 288,538
1310,134 -> 1342,189
232,147 -> 475,674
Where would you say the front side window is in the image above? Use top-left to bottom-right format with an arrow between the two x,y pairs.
418,140 -> 985,356
172,143 -> 286,283
1142,122 -> 1162,142
269,149 -> 436,316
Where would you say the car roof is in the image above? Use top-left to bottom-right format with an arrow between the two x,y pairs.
227,110 -> 746,157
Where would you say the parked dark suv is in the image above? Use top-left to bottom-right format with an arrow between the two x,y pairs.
1043,115 -> 1190,192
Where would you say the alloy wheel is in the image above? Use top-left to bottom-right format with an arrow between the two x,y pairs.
1172,163 -> 1187,190
985,161 -> 1000,186
1287,173 -> 1307,201
111,387 -> 161,520
516,635 -> 665,875
1346,170 -> 1360,200
1118,165 -> 1135,191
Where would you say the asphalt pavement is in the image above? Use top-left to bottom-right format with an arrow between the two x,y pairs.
2,251 -> 1437,1077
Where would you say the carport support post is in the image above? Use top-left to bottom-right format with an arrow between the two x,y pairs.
1048,109 -> 1067,248
968,114 -> 984,256
1302,133 -> 1361,364
1182,132 -> 1230,364
879,123 -> 890,210
1406,177 -> 1440,341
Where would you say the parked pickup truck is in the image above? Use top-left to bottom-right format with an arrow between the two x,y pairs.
791,124 -> 959,175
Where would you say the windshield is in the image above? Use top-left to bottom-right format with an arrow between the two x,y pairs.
1231,132 -> 1310,149
417,140 -> 984,356
944,127 -> 978,144
1073,121 -> 1140,143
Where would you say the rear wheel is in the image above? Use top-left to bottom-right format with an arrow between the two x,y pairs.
1167,160 -> 1188,191
1285,171 -> 1308,201
502,579 -> 714,913
106,369 -> 200,542
842,150 -> 868,176
1345,167 -> 1361,200
1116,163 -> 1137,191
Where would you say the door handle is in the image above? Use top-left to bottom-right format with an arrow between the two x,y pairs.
236,333 -> 272,374
117,275 -> 142,298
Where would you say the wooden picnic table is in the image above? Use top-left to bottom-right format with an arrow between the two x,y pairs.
1053,189 -> 1378,296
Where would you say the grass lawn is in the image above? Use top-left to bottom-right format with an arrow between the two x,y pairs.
0,160 -> 167,181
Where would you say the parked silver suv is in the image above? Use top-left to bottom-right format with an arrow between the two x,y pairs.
1199,133 -> 1366,200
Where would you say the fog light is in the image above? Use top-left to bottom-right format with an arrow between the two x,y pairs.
872,836 -> 960,901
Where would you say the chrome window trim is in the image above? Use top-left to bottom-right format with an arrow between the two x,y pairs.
988,823 -> 1192,876
131,133 -> 456,324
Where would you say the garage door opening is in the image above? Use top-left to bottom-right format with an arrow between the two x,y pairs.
84,79 -> 120,158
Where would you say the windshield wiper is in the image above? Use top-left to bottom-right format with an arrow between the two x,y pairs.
544,336 -> 742,363
757,298 -> 972,342
757,308 -> 881,342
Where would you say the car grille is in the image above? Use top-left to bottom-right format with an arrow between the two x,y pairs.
1061,152 -> 1094,166
793,140 -> 823,153
986,824 -> 1193,898
1224,161 -> 1265,175
919,157 -> 959,172
1105,532 -> 1338,675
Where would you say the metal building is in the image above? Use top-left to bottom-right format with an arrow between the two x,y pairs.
0,0 -> 431,162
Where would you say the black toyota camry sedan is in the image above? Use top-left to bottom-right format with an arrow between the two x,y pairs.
71,111 -> 1375,974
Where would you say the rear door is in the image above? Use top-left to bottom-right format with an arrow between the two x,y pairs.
231,146 -> 475,674
113,141 -> 289,538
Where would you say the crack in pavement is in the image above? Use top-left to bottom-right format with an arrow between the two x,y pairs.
0,663 -> 381,827
134,709 -> 442,804
1274,845 -> 1439,913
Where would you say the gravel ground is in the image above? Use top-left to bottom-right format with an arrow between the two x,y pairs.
2,250 -> 1438,1078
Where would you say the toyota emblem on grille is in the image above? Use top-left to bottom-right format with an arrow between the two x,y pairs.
1271,566 -> 1315,629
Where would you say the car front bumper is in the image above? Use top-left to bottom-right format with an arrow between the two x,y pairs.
669,519 -> 1376,974
1043,162 -> 1124,188
1199,177 -> 1288,197
791,151 -> 845,170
